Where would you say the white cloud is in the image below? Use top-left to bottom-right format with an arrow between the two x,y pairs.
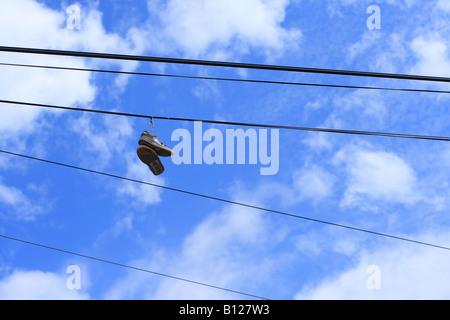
0,182 -> 28,207
302,132 -> 334,152
151,204 -> 270,299
291,165 -> 335,202
333,90 -> 387,124
214,166 -> 335,208
0,0 -> 153,220
410,36 -> 450,77
0,59 -> 95,136
104,183 -> 287,300
145,0 -> 301,59
295,233 -> 450,299
0,0 -> 144,137
115,151 -> 166,207
71,114 -> 134,169
436,0 -> 450,11
295,228 -> 361,257
0,179 -> 49,221
347,31 -> 382,62
0,269 -> 89,300
334,146 -> 419,208
0,0 -> 144,54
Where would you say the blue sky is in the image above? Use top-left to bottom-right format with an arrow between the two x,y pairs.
1,0 -> 450,300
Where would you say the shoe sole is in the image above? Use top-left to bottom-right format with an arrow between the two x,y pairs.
137,146 -> 165,176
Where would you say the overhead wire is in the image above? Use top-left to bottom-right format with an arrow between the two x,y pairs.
1,61 -> 450,95
2,47 -> 450,297
0,233 -> 269,300
2,46 -> 450,83
1,149 -> 449,252
0,49 -> 449,246
1,99 -> 450,143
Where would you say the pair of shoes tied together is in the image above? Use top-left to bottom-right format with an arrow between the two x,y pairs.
137,131 -> 173,176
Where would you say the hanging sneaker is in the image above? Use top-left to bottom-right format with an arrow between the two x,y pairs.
138,131 -> 174,157
137,145 -> 165,176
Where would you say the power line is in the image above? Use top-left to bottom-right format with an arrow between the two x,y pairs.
1,148 -> 449,252
3,47 -> 449,299
2,99 -> 450,143
1,61 -> 450,95
1,46 -> 450,83
0,234 -> 269,300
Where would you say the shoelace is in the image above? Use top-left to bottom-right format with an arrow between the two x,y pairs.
151,136 -> 169,148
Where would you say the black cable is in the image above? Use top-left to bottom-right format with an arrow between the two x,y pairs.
1,46 -> 450,83
1,149 -> 449,252
0,234 -> 269,300
2,99 -> 450,143
1,61 -> 449,95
